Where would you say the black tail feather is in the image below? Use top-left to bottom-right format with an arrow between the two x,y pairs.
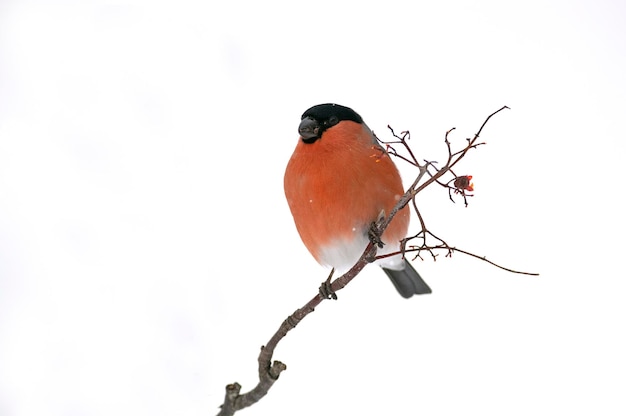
382,259 -> 432,298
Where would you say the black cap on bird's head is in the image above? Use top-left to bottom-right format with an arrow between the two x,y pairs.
298,103 -> 363,143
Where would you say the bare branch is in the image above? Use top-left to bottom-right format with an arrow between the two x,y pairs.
377,245 -> 539,276
216,105 -> 527,415
216,247 -> 376,415
442,246 -> 540,276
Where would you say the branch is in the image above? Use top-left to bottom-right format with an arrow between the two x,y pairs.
377,245 -> 539,276
217,105 -> 524,415
444,246 -> 540,275
217,245 -> 376,415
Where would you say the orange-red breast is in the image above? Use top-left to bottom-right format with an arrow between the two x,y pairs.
284,103 -> 431,298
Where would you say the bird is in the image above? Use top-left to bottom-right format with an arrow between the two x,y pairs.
284,103 -> 432,298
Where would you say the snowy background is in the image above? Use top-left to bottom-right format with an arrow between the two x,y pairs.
1,0 -> 625,415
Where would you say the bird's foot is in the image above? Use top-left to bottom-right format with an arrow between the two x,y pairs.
368,218 -> 385,249
319,269 -> 338,300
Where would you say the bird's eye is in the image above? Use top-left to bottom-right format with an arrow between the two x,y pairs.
328,116 -> 339,126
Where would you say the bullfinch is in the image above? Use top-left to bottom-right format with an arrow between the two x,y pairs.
284,103 -> 432,298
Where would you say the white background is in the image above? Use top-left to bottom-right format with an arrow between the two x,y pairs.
1,0 -> 625,415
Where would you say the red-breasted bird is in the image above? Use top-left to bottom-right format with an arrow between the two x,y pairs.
284,103 -> 431,298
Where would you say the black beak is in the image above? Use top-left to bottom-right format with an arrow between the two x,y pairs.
298,117 -> 320,143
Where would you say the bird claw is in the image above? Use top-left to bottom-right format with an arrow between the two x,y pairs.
319,269 -> 338,300
368,220 -> 385,249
